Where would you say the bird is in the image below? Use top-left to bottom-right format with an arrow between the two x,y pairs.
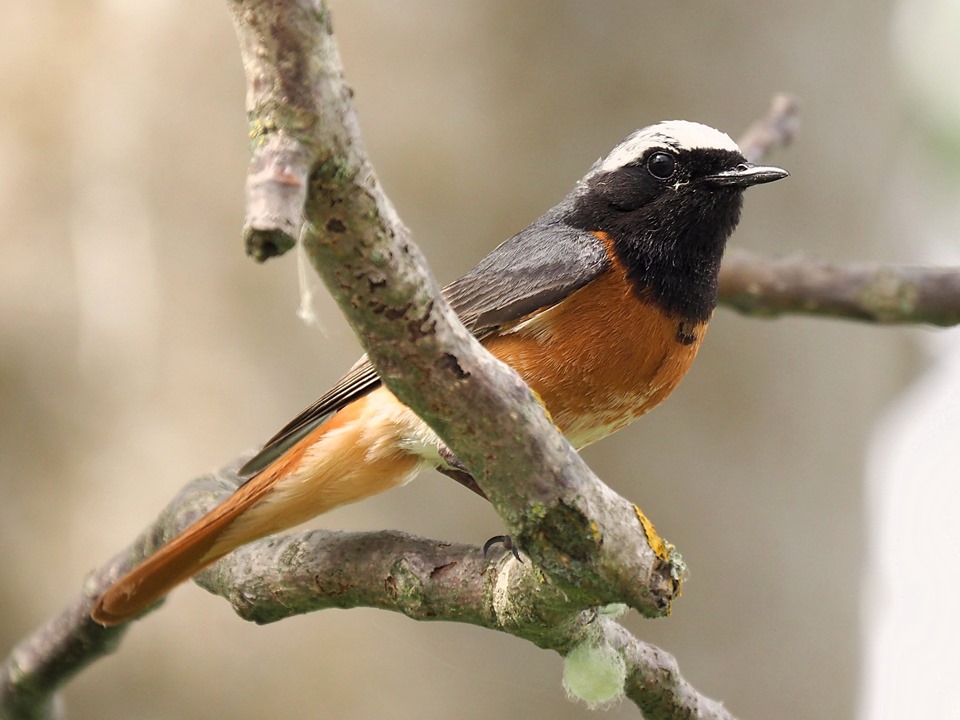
91,120 -> 788,626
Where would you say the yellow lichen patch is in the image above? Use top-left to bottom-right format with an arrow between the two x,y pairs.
588,520 -> 602,544
634,504 -> 686,605
634,504 -> 668,561
529,387 -> 555,424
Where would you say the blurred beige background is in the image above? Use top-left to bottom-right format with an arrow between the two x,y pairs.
0,1 -> 927,718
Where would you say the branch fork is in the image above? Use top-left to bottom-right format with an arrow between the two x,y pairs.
6,2 -> 960,720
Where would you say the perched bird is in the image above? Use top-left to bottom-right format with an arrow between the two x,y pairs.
92,120 -> 787,625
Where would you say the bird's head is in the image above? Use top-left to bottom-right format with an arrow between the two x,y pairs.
566,120 -> 788,322
577,120 -> 786,219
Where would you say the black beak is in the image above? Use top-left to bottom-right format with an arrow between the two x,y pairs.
704,162 -> 789,188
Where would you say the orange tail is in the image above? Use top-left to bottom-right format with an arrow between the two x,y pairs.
91,388 -> 426,626
91,468 -> 282,626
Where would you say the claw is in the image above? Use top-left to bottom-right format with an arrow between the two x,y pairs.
483,535 -> 523,562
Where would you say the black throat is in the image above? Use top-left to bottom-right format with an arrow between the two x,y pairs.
564,148 -> 746,324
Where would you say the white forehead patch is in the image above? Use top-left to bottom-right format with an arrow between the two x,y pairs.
596,120 -> 740,173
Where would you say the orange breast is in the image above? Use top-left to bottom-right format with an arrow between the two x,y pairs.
482,232 -> 707,448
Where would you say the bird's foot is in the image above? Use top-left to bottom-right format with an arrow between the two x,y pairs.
483,534 -> 522,562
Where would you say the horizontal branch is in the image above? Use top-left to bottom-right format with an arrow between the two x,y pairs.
718,249 -> 960,326
0,459 -> 728,720
725,93 -> 960,327
194,519 -> 734,720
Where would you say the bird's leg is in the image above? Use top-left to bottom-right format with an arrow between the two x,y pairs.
436,445 -> 521,561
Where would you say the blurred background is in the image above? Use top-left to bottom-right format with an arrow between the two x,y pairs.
2,1 -> 958,718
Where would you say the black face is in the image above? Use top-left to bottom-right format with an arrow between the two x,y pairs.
566,146 -> 750,323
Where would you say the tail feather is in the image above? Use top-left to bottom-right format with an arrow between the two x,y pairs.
91,469 -> 281,626
91,388 -> 424,626
92,398 -> 344,627
90,388 -> 429,625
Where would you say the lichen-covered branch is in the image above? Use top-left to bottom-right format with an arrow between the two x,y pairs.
0,461 -> 248,720
719,250 -> 960,326
227,0 -> 679,617
193,505 -> 735,720
0,460 -> 728,720
2,1 -> 690,716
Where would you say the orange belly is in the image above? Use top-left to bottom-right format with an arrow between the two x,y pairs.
483,246 -> 706,448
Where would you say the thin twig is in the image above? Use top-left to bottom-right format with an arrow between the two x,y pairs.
737,93 -> 800,164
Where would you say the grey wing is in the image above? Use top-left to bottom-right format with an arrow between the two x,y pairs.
236,359 -> 380,478
445,216 -> 609,334
237,217 -> 608,481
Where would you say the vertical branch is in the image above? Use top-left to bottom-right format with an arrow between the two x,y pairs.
227,0 -> 680,615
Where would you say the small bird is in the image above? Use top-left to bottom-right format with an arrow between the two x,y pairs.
92,121 -> 787,625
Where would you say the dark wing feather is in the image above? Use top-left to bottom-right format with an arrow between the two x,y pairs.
443,210 -> 609,335
237,211 -> 608,481
237,360 -> 380,478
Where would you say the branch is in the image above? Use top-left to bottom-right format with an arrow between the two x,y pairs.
228,0 -> 678,614
194,521 -> 735,720
0,462 -> 247,720
719,250 -> 960,326
234,1 -> 336,262
736,93 -> 800,165
0,2 -> 705,715
0,460 -> 727,720
723,93 -> 960,327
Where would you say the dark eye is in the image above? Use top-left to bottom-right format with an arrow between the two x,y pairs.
646,151 -> 677,180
